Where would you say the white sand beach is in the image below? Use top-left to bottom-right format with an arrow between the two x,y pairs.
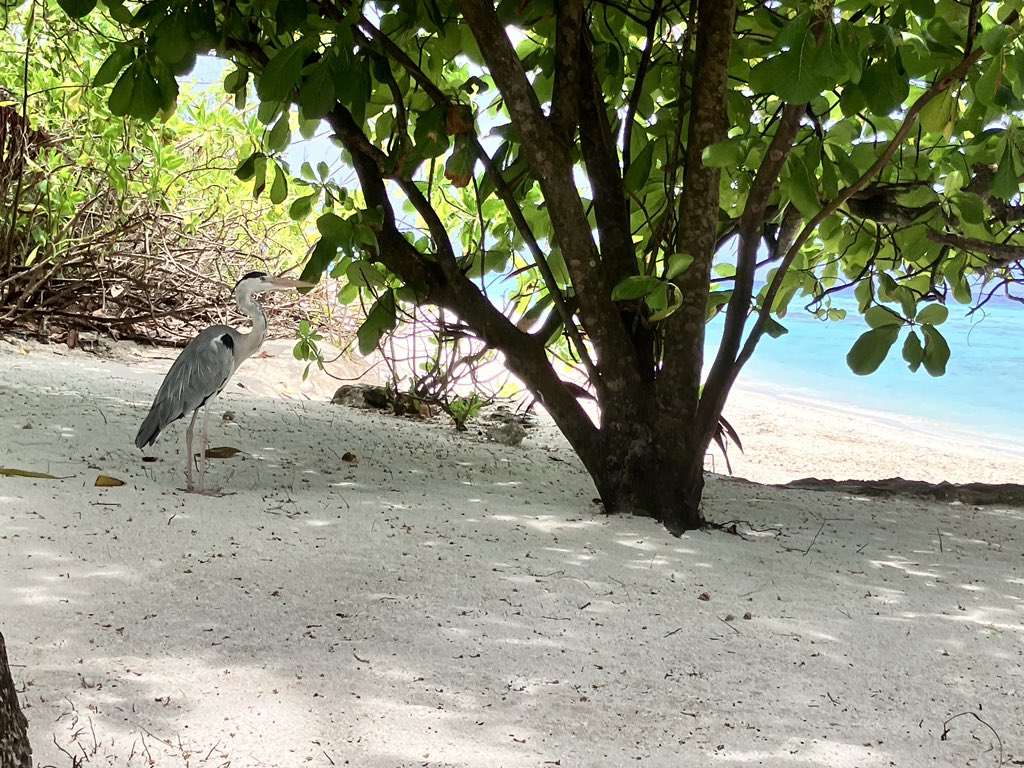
1,337 -> 1022,767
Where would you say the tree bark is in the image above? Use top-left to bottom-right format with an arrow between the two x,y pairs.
574,428 -> 707,536
0,631 -> 31,768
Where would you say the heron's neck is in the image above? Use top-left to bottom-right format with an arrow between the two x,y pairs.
234,289 -> 269,366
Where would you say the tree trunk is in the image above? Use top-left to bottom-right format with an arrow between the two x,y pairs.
0,632 -> 31,768
568,410 -> 707,535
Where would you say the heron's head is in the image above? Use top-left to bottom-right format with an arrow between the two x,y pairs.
234,271 -> 314,297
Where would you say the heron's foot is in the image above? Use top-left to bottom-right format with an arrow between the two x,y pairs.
183,486 -> 233,497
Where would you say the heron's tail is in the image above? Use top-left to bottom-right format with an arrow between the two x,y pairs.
135,409 -> 163,449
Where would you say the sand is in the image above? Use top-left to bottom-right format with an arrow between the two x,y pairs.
1,337 -> 1022,767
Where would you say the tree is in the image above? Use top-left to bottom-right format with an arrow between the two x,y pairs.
0,631 -> 31,768
65,0 -> 1024,533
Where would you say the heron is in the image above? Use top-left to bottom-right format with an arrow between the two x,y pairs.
135,271 -> 312,493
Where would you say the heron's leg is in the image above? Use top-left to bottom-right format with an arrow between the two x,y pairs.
185,409 -> 200,492
198,402 -> 212,493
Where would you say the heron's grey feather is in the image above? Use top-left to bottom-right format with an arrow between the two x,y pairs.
134,326 -> 238,448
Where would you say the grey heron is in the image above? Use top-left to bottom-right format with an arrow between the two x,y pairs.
135,271 -> 312,493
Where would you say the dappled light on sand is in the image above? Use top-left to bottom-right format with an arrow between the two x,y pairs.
1,340 -> 1023,766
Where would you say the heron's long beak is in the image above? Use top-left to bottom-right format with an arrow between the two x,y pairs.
267,276 -> 316,290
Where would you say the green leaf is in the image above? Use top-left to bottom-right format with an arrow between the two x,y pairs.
763,316 -> 789,339
252,154 -> 268,198
267,114 -> 291,152
612,275 -> 663,301
108,64 -> 135,116
235,151 -> 264,181
904,0 -> 935,18
785,153 -> 819,218
624,143 -> 654,192
820,153 -> 839,200
915,303 -> 948,325
919,89 -> 955,135
902,330 -> 923,372
289,193 -> 317,220
56,0 -> 96,18
153,9 -> 193,66
920,324 -> 950,376
315,211 -> 347,239
953,193 -> 985,225
665,252 -> 693,279
952,275 -> 972,304
860,59 -> 908,115
337,282 -> 359,304
224,67 -> 248,93
299,56 -> 337,119
748,13 -> 833,103
973,54 -> 1003,108
335,56 -> 371,127
152,57 -> 179,114
275,0 -> 307,32
648,291 -> 682,323
357,290 -> 398,354
414,103 -> 450,158
846,325 -> 900,375
854,279 -> 873,312
299,236 -> 339,284
894,285 -> 918,320
991,141 -> 1019,200
93,47 -> 134,87
896,185 -> 938,208
270,163 -> 288,204
702,138 -> 746,169
864,305 -> 904,328
98,0 -> 134,24
108,59 -> 164,120
978,25 -> 1010,54
258,37 -> 317,102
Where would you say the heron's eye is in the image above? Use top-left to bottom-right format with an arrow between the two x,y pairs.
236,271 -> 269,287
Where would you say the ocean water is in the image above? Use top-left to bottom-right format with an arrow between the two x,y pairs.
707,291 -> 1024,448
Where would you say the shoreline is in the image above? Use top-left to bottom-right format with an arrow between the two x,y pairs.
735,376 -> 1024,458
718,379 -> 1024,486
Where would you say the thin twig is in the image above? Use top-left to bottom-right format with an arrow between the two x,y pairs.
941,711 -> 1003,766
803,518 -> 827,556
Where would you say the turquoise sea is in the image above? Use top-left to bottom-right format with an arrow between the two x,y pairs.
708,290 -> 1024,449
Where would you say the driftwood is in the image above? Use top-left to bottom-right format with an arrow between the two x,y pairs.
0,631 -> 31,768
779,476 -> 1024,507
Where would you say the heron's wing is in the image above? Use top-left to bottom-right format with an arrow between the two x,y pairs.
135,326 -> 238,448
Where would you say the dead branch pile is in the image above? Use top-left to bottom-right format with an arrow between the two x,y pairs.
0,199 -> 332,347
0,104 -> 351,349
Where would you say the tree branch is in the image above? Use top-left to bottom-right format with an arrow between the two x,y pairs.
550,0 -> 584,143
621,0 -> 662,179
926,229 -> 1024,267
455,0 -> 641,396
698,102 -> 804,446
577,36 -> 635,286
658,0 -> 737,423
